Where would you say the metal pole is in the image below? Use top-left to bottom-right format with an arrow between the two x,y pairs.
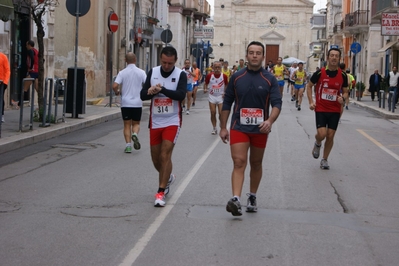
109,30 -> 113,108
73,0 -> 81,118
151,1 -> 157,68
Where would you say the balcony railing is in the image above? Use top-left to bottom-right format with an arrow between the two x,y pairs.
133,15 -> 156,35
372,0 -> 399,17
344,10 -> 369,28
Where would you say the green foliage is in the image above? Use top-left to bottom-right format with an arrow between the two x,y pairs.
33,108 -> 55,123
355,81 -> 365,91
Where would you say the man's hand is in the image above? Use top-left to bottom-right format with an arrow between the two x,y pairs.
309,102 -> 316,110
219,128 -> 229,143
258,120 -> 272,134
147,83 -> 162,95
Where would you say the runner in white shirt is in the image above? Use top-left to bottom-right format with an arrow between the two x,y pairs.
113,52 -> 147,153
140,47 -> 187,207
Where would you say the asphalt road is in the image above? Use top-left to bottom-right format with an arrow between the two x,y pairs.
1,91 -> 399,266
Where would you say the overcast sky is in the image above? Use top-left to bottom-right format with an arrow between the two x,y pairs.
208,0 -> 327,16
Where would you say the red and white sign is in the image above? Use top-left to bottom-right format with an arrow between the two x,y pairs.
382,13 -> 399,36
108,12 -> 119,33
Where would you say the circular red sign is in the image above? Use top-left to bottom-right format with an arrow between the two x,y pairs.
108,12 -> 119,33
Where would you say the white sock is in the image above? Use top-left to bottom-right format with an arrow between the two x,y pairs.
233,196 -> 240,202
126,143 -> 131,147
250,193 -> 256,197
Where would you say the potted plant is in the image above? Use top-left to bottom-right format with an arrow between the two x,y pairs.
355,81 -> 365,98
147,17 -> 159,25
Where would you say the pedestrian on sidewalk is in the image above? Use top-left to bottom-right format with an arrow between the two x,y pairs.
307,48 -> 348,170
369,69 -> 382,102
140,46 -> 187,207
386,66 -> 399,108
220,41 -> 282,216
0,52 -> 10,123
23,40 -> 39,94
113,52 -> 146,153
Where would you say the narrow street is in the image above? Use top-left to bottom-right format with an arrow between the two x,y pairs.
1,91 -> 399,266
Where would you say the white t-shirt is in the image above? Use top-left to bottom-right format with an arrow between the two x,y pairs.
289,67 -> 298,82
114,64 -> 147,107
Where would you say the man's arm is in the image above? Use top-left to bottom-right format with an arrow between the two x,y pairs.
140,69 -> 153,101
159,72 -> 187,101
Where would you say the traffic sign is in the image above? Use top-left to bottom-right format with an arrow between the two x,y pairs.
192,48 -> 203,58
161,29 -> 173,43
108,12 -> 119,33
66,0 -> 91,17
350,42 -> 361,54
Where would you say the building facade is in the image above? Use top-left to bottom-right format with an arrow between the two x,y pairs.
212,0 -> 315,69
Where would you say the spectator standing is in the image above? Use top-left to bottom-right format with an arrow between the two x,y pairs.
369,70 -> 382,102
386,66 -> 399,109
23,40 -> 39,93
0,52 -> 10,122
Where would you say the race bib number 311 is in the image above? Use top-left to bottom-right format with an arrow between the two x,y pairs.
240,108 -> 264,125
153,98 -> 173,114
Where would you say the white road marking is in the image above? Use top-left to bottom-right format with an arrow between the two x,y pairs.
119,136 -> 222,266
357,129 -> 399,161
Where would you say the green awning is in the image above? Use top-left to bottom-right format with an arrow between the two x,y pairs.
0,0 -> 14,22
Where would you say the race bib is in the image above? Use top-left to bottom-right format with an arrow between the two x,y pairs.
153,98 -> 173,114
240,108 -> 264,125
321,88 -> 338,101
210,84 -> 222,95
276,75 -> 284,81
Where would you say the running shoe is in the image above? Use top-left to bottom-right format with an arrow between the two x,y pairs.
345,105 -> 348,110
154,191 -> 166,207
320,159 -> 330,170
182,106 -> 186,112
192,102 -> 195,106
124,146 -> 132,153
295,100 -> 298,108
291,96 -> 295,101
164,174 -> 176,196
131,134 -> 141,150
246,193 -> 257,212
186,110 -> 190,115
297,105 -> 301,111
211,129 -> 217,135
312,142 -> 321,159
226,197 -> 242,216
1,115 -> 4,123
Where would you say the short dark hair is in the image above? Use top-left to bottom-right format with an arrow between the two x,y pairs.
246,41 -> 265,56
298,62 -> 304,65
327,48 -> 341,58
339,62 -> 346,70
160,46 -> 178,60
27,40 -> 35,47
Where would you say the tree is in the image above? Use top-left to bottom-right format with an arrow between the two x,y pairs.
24,0 -> 59,114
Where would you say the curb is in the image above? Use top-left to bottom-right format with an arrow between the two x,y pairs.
0,109 -> 120,155
352,101 -> 399,119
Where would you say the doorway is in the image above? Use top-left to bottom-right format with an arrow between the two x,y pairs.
10,12 -> 30,103
265,45 -> 279,67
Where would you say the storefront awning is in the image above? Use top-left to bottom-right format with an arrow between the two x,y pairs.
378,41 -> 398,53
0,0 -> 14,22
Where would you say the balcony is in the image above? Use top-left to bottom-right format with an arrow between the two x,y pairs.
372,0 -> 399,19
310,14 -> 326,30
133,15 -> 156,36
317,29 -> 327,42
343,10 -> 369,34
333,21 -> 343,34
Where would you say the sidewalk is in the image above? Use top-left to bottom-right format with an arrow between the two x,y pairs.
0,97 -> 125,154
0,94 -> 398,155
350,94 -> 399,120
